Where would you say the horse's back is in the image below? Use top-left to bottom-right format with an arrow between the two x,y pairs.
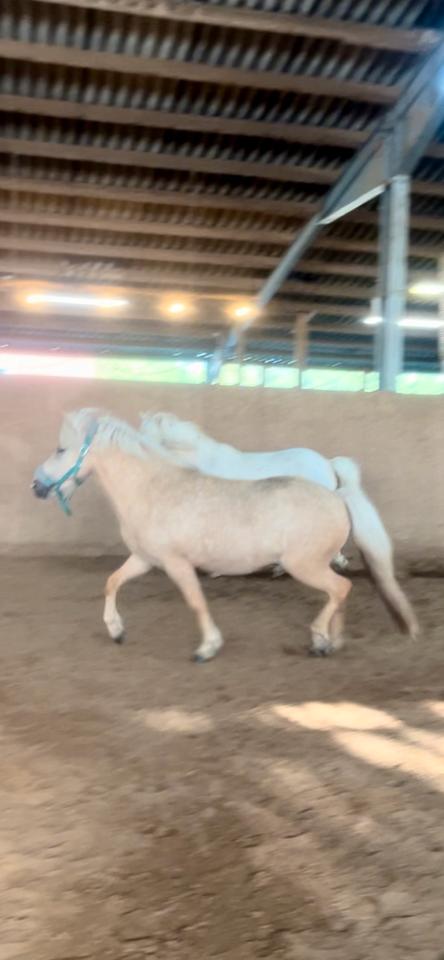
240,448 -> 336,489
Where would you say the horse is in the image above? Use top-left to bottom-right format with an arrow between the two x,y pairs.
32,408 -> 418,662
139,412 -> 375,574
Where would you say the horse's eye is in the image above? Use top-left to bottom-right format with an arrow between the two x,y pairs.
56,447 -> 66,455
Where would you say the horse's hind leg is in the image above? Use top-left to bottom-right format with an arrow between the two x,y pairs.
163,555 -> 223,662
282,556 -> 351,656
104,554 -> 151,643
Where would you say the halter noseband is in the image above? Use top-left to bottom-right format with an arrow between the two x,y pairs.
52,424 -> 98,516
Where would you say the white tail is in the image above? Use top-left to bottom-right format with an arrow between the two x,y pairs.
332,457 -> 419,638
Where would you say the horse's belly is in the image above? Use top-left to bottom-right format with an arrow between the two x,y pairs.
191,541 -> 280,577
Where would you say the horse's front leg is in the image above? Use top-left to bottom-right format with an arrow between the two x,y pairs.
331,552 -> 349,573
163,555 -> 223,662
104,554 -> 151,643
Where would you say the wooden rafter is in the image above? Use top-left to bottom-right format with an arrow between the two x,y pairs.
0,137 -> 340,185
0,205 -> 442,261
0,94 -> 367,150
0,233 -> 377,298
23,0 -> 442,54
2,93 -> 444,162
2,175 -> 444,233
1,135 -> 442,199
0,254 -> 372,312
0,39 -> 399,105
0,175 -> 318,217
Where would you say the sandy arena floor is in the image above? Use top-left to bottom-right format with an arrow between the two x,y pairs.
1,557 -> 444,960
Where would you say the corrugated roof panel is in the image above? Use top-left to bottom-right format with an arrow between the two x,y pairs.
0,113 -> 353,171
0,153 -> 330,203
0,60 -> 384,131
193,0 -> 442,30
2,3 -> 419,86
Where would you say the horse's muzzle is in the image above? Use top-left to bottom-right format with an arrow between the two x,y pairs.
32,479 -> 51,500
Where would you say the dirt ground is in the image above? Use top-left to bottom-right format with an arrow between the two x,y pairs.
1,557 -> 444,960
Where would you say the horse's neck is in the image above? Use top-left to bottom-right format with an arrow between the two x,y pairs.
92,447 -> 163,517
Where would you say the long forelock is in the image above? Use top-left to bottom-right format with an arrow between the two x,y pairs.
65,409 -> 153,461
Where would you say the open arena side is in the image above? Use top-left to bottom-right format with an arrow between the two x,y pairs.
0,378 -> 443,959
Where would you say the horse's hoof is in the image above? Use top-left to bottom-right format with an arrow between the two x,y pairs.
114,632 -> 126,645
309,634 -> 334,657
192,652 -> 208,664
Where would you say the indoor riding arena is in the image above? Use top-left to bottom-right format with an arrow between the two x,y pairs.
1,3 -> 444,959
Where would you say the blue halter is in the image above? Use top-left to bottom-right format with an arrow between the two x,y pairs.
49,425 -> 97,516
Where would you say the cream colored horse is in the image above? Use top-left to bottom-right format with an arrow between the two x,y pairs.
33,409 -> 418,660
140,411 -> 351,574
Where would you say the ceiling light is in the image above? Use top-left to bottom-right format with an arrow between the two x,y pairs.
25,293 -> 128,309
409,280 -> 444,299
228,300 -> 260,322
399,316 -> 443,330
362,314 -> 442,330
160,297 -> 193,318
362,314 -> 382,326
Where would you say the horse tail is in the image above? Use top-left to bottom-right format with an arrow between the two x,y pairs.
332,457 -> 419,638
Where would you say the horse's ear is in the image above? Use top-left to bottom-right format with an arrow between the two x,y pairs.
59,411 -> 79,446
62,411 -> 77,433
63,408 -> 100,440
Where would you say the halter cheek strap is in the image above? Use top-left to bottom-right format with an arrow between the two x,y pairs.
52,425 -> 98,516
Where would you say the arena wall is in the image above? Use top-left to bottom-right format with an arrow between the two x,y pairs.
1,378 -> 443,568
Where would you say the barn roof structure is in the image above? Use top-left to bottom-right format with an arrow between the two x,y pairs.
1,0 -> 444,373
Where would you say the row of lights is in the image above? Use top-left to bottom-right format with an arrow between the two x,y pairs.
362,278 -> 444,331
26,292 -> 129,309
363,315 -> 443,330
24,290 -> 259,322
159,297 -> 258,321
22,285 -> 444,332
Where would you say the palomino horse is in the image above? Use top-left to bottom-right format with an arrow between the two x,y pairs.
33,409 -> 418,661
140,412 -> 377,574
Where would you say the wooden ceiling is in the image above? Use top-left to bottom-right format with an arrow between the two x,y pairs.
1,0 -> 443,367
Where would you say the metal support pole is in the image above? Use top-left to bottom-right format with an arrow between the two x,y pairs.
234,329 -> 245,365
378,174 -> 410,391
439,257 -> 444,372
207,333 -> 224,384
293,314 -> 309,387
371,296 -> 383,374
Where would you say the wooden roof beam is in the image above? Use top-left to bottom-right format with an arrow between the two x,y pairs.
27,0 -> 442,54
0,136 -> 441,200
0,94 -> 367,150
2,174 -> 444,231
0,136 -> 339,185
0,175 -> 317,218
0,232 -> 377,295
0,235 -> 375,300
3,93 -> 444,162
0,205 -> 442,260
0,39 -> 399,105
